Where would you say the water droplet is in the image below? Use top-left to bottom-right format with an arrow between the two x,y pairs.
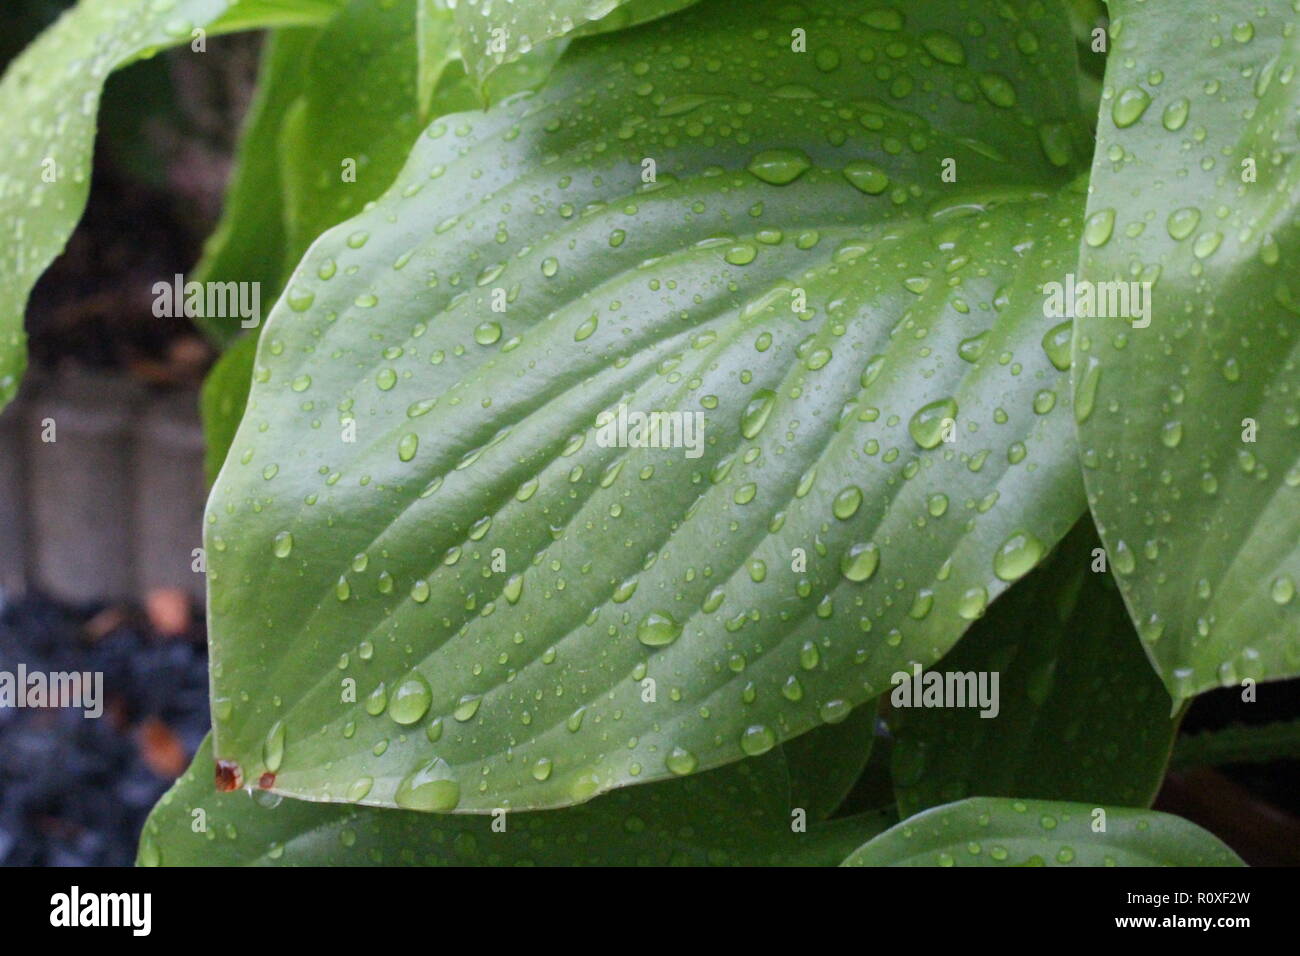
474,321 -> 502,345
842,161 -> 890,195
832,485 -> 863,520
841,542 -> 880,582
1073,356 -> 1101,423
1041,320 -> 1073,370
978,73 -> 1017,108
1166,207 -> 1201,240
909,397 -> 957,449
957,586 -> 987,620
740,724 -> 777,756
390,673 -> 432,725
1112,87 -> 1151,127
921,31 -> 965,65
958,332 -> 989,363
1112,540 -> 1136,575
746,148 -> 812,185
724,243 -> 758,265
395,758 -> 460,812
1161,97 -> 1189,131
1271,576 -> 1295,606
1192,231 -> 1223,259
1083,208 -> 1116,247
263,720 -> 285,773
273,531 -> 293,558
993,530 -> 1044,582
740,388 -> 777,439
287,287 -> 315,312
453,694 -> 482,721
666,747 -> 698,775
637,611 -> 682,647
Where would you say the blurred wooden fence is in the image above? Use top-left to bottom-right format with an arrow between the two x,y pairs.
0,369 -> 207,605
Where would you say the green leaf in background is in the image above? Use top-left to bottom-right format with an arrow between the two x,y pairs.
206,0 -> 1093,812
841,797 -> 1244,866
1171,717 -> 1300,771
138,734 -> 889,865
207,0 -> 339,33
891,520 -> 1178,818
200,331 -> 259,483
191,28 -> 320,345
196,0 -> 474,338
0,0 -> 341,411
453,0 -> 700,95
417,0 -> 456,121
279,0 -> 474,272
196,0 -> 474,473
1073,0 -> 1300,701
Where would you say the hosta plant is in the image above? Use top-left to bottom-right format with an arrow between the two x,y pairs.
2,0 -> 1296,866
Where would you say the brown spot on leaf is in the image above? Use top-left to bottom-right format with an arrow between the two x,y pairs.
215,759 -> 242,792
258,772 -> 276,789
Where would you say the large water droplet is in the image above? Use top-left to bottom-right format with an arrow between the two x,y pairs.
740,724 -> 777,756
840,542 -> 880,582
395,757 -> 460,812
993,530 -> 1044,582
1112,87 -> 1151,127
263,720 -> 285,773
746,149 -> 812,185
740,388 -> 777,439
637,611 -> 682,647
390,673 -> 432,725
909,397 -> 957,449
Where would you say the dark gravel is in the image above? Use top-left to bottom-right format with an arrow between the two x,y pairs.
0,593 -> 209,866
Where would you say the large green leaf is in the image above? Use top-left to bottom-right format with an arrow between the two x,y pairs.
891,520 -> 1178,817
0,0 -> 340,410
453,0 -> 700,95
206,0 -> 1092,812
139,734 -> 890,865
1073,0 -> 1300,701
841,797 -> 1244,867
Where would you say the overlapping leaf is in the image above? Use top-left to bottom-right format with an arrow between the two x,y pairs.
191,28 -> 320,345
891,521 -> 1178,817
1073,0 -> 1300,700
138,734 -> 890,865
206,0 -> 1094,812
841,797 -> 1243,866
452,0 -> 699,95
783,701 -> 875,821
